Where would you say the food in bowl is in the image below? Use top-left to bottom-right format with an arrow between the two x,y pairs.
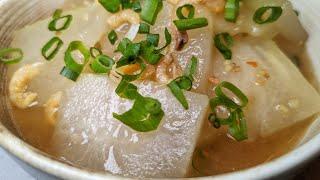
0,0 -> 319,178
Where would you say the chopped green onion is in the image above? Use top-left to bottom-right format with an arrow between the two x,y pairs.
167,76 -> 193,110
138,23 -> 150,34
228,109 -> 248,141
52,9 -> 63,19
120,0 -> 132,9
185,56 -> 198,81
209,81 -> 248,141
48,13 -> 73,32
147,34 -> 160,46
214,33 -> 233,60
108,30 -> 118,45
215,81 -> 248,107
157,28 -> 172,52
90,47 -> 102,58
173,18 -> 208,31
140,41 -> 163,64
176,4 -> 195,19
60,66 -> 80,81
115,79 -> 140,100
62,41 -> 90,81
99,0 -> 121,13
132,1 -> 142,12
0,48 -> 23,64
116,38 -> 140,58
41,37 -> 63,61
224,0 -> 240,22
90,55 -> 115,74
253,6 -> 283,24
141,0 -> 163,25
113,95 -> 164,132
168,80 -> 189,110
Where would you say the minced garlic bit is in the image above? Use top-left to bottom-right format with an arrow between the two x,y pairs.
275,104 -> 289,114
107,9 -> 140,29
255,69 -> 270,86
224,61 -> 241,73
288,99 -> 300,109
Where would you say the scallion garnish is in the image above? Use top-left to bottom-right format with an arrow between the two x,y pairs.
90,47 -> 102,58
176,4 -> 195,19
113,95 -> 164,132
209,81 -> 248,141
138,23 -> 150,34
140,0 -> 163,25
0,48 -> 23,64
224,0 -> 240,22
168,77 -> 191,110
215,81 -> 248,107
48,10 -> 73,32
147,34 -> 160,47
108,30 -> 118,45
41,37 -> 63,61
253,6 -> 283,24
185,56 -> 198,81
173,18 -> 208,31
114,79 -> 164,132
214,33 -> 233,60
167,57 -> 198,109
90,55 -> 115,74
60,66 -> 80,81
99,0 -> 121,13
157,28 -> 172,52
132,1 -> 142,12
140,41 -> 163,64
60,41 -> 90,81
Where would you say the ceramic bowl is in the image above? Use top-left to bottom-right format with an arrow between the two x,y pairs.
0,0 -> 319,179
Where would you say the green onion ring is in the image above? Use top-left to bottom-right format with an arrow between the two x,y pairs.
90,47 -> 102,58
215,81 -> 248,108
224,0 -> 240,22
176,4 -> 195,19
41,37 -> 63,61
253,6 -> 283,24
90,55 -> 115,74
0,48 -> 23,64
214,33 -> 233,60
64,41 -> 90,74
48,15 -> 73,32
60,66 -> 80,81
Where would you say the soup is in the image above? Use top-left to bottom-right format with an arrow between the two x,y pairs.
1,0 -> 320,178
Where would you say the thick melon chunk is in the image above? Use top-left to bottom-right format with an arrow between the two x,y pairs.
212,39 -> 320,138
51,74 -> 209,178
8,2 -> 109,104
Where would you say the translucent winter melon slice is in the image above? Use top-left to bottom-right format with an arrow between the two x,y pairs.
212,38 -> 320,138
51,74 -> 209,178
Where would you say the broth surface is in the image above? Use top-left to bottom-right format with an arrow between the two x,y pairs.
8,94 -> 313,177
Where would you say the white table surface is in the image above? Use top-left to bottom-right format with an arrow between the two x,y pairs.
0,147 -> 35,180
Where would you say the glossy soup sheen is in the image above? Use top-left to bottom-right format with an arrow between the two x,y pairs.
8,61 -> 314,176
